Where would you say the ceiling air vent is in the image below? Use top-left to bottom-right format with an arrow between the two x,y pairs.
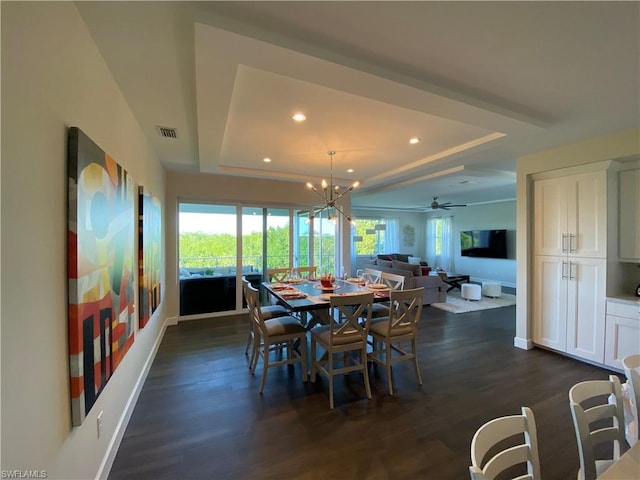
156,126 -> 177,139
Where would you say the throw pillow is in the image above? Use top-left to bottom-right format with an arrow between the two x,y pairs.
408,256 -> 421,265
377,259 -> 393,268
392,260 -> 421,276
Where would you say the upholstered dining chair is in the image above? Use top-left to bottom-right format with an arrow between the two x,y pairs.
569,375 -> 629,480
245,283 -> 308,393
241,277 -> 289,366
295,266 -> 317,280
368,287 -> 424,395
364,268 -> 382,284
266,267 -> 290,282
365,271 -> 406,320
469,406 -> 541,480
622,354 -> 640,446
310,292 -> 374,409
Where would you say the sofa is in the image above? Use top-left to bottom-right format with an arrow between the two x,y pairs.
363,257 -> 446,305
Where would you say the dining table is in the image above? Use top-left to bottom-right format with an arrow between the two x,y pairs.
262,278 -> 393,328
597,441 -> 640,479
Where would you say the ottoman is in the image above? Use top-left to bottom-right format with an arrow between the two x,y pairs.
482,282 -> 502,298
461,283 -> 481,301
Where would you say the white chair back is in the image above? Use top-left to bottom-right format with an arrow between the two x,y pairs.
622,354 -> 640,446
469,406 -> 541,480
569,375 -> 629,480
364,268 -> 382,284
381,271 -> 405,290
266,268 -> 289,282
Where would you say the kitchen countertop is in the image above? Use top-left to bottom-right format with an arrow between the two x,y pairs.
606,295 -> 640,306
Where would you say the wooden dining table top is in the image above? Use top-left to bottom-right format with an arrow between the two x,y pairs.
262,279 -> 391,312
597,441 -> 640,479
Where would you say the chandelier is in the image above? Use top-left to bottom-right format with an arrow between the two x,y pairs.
306,150 -> 359,225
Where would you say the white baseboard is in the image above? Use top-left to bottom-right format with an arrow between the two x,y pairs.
95,315 -> 168,480
513,336 -> 533,350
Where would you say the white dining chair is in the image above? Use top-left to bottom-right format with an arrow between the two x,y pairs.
569,375 -> 629,480
368,287 -> 424,395
241,277 -> 289,365
469,406 -> 541,480
622,353 -> 640,446
245,283 -> 308,393
310,292 -> 373,409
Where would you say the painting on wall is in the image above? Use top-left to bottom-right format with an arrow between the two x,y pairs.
138,186 -> 162,328
67,127 -> 136,426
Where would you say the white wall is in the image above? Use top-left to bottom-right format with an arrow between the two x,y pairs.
1,3 -> 166,479
429,200 -> 517,287
514,128 -> 640,350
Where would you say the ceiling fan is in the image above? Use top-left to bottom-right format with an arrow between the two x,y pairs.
429,197 -> 467,210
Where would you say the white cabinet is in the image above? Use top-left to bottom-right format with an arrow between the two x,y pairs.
604,300 -> 640,370
533,256 -> 606,362
533,168 -> 608,363
618,168 -> 640,262
534,171 -> 607,258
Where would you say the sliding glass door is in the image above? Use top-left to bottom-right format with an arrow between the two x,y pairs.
178,202 -> 337,316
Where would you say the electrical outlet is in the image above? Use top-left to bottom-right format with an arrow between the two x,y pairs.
97,411 -> 104,438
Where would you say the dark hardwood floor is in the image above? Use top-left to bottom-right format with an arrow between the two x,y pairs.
109,305 -> 620,480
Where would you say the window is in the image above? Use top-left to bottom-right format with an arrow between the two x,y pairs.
178,202 -> 337,314
352,218 -> 399,255
426,216 -> 453,272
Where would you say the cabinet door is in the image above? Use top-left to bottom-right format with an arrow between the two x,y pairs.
533,256 -> 567,351
534,178 -> 567,256
565,258 -> 606,363
618,168 -> 640,261
567,171 -> 607,258
604,314 -> 640,370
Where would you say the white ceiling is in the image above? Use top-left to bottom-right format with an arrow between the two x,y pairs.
76,1 -> 639,211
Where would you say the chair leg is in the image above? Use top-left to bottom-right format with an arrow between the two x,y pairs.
362,345 -> 372,400
385,342 -> 394,395
412,337 -> 423,386
310,338 -> 317,382
299,335 -> 308,383
328,352 -> 334,410
244,329 -> 252,355
249,335 -> 260,373
259,346 -> 269,394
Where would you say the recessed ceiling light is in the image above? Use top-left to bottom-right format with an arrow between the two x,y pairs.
292,113 -> 306,122
409,137 -> 420,144
347,168 -> 354,173
263,157 -> 272,163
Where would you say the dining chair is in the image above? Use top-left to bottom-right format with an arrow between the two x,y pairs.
622,353 -> 640,446
368,287 -> 424,395
365,271 -> 406,319
469,406 -> 541,480
266,267 -> 290,282
295,266 -> 317,280
245,283 -> 308,393
310,292 -> 374,409
569,375 -> 629,480
241,277 -> 289,364
364,268 -> 382,284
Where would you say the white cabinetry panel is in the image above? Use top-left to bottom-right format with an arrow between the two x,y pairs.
618,168 -> 640,261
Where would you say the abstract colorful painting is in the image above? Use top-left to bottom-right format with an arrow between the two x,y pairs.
67,127 -> 135,426
138,186 -> 162,328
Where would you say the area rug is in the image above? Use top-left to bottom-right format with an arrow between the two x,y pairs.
431,291 -> 516,314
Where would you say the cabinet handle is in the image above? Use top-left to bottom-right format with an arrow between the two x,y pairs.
569,234 -> 576,253
562,234 -> 567,253
569,261 -> 576,280
561,261 -> 568,280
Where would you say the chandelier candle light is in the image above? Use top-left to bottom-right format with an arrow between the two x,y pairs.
306,151 -> 359,225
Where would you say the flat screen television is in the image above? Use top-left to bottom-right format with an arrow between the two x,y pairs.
460,229 -> 507,259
